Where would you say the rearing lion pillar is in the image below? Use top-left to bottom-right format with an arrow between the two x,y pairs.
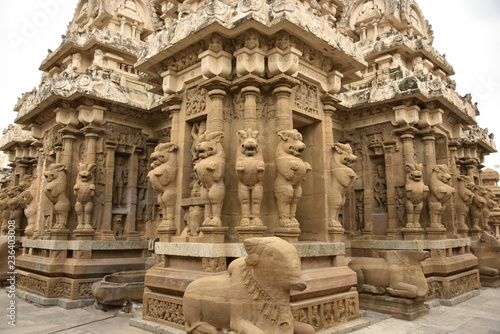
274,129 -> 311,228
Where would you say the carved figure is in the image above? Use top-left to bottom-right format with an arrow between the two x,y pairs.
470,186 -> 488,230
274,130 -> 311,228
112,214 -> 124,237
148,142 -> 178,228
373,164 -> 387,209
73,162 -> 96,230
193,131 -> 226,227
349,250 -> 430,298
43,163 -> 71,230
113,156 -> 128,207
236,129 -> 265,226
483,189 -> 497,231
428,165 -> 455,229
20,180 -> 38,237
183,237 -> 315,334
404,163 -> 429,228
7,186 -> 23,230
456,175 -> 476,229
328,142 -> 357,227
0,189 -> 9,235
470,230 -> 500,278
184,206 -> 204,237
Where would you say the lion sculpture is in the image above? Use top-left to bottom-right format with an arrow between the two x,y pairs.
7,186 -> 23,231
470,230 -> 500,278
183,237 -> 315,334
470,186 -> 488,231
349,250 -> 430,298
73,162 -> 97,230
148,142 -> 178,228
404,163 -> 429,228
236,129 -> 265,227
455,175 -> 475,230
193,131 -> 226,227
43,163 -> 71,230
0,189 -> 10,235
428,164 -> 455,229
328,142 -> 357,227
274,129 -> 311,228
20,178 -> 38,237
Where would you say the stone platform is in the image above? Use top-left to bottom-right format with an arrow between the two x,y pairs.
15,239 -> 150,308
143,241 -> 359,332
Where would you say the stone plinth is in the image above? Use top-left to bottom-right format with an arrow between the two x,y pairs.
144,242 -> 358,331
235,225 -> 267,241
49,229 -> 70,240
73,229 -> 95,240
401,227 -> 425,240
16,239 -> 149,308
427,227 -> 447,240
199,226 -> 228,243
358,294 -> 428,320
275,227 -> 301,243
327,227 -> 345,242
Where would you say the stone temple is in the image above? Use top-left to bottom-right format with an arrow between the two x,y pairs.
1,0 -> 499,332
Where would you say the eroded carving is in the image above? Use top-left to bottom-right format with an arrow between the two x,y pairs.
470,230 -> 500,278
73,163 -> 96,230
349,250 -> 430,298
274,130 -> 311,228
236,129 -> 265,227
456,175 -> 475,230
194,131 -> 226,227
328,143 -> 358,227
183,237 -> 315,334
404,163 -> 428,228
43,163 -> 71,230
428,165 -> 455,229
148,142 -> 178,229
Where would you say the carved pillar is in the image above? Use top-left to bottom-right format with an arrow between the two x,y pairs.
164,96 -> 182,143
126,148 -> 141,241
273,84 -> 294,132
449,141 -> 467,236
321,95 -> 337,147
207,88 -> 226,133
242,86 -> 260,130
384,142 -> 397,239
421,132 -> 436,185
100,143 -> 117,240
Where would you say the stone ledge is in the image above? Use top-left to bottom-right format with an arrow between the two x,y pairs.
21,239 -> 148,250
15,290 -> 95,309
130,318 -> 186,334
347,238 -> 470,250
154,242 -> 345,257
425,289 -> 480,308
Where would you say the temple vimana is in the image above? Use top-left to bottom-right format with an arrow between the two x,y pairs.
1,0 -> 500,332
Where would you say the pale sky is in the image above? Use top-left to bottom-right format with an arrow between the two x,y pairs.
0,0 -> 499,170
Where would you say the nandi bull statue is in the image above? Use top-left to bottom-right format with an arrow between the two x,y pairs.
183,237 -> 315,334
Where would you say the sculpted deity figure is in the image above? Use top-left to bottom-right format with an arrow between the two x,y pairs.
274,130 -> 311,228
349,250 -> 430,298
208,33 -> 223,53
73,163 -> 97,230
113,156 -> 128,207
236,129 -> 265,227
328,143 -> 357,227
43,163 -> 71,230
455,175 -> 476,230
20,184 -> 38,237
183,237 -> 315,334
404,163 -> 429,228
428,165 -> 455,229
193,131 -> 226,227
148,142 -> 178,228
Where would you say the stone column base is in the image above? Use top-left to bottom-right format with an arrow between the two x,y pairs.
235,225 -> 267,241
401,227 -> 425,240
480,274 -> 500,288
73,229 -> 95,240
275,227 -> 301,243
157,227 -> 177,242
49,229 -> 70,240
327,227 -> 345,242
358,293 -> 428,320
426,227 -> 447,240
199,226 -> 228,243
